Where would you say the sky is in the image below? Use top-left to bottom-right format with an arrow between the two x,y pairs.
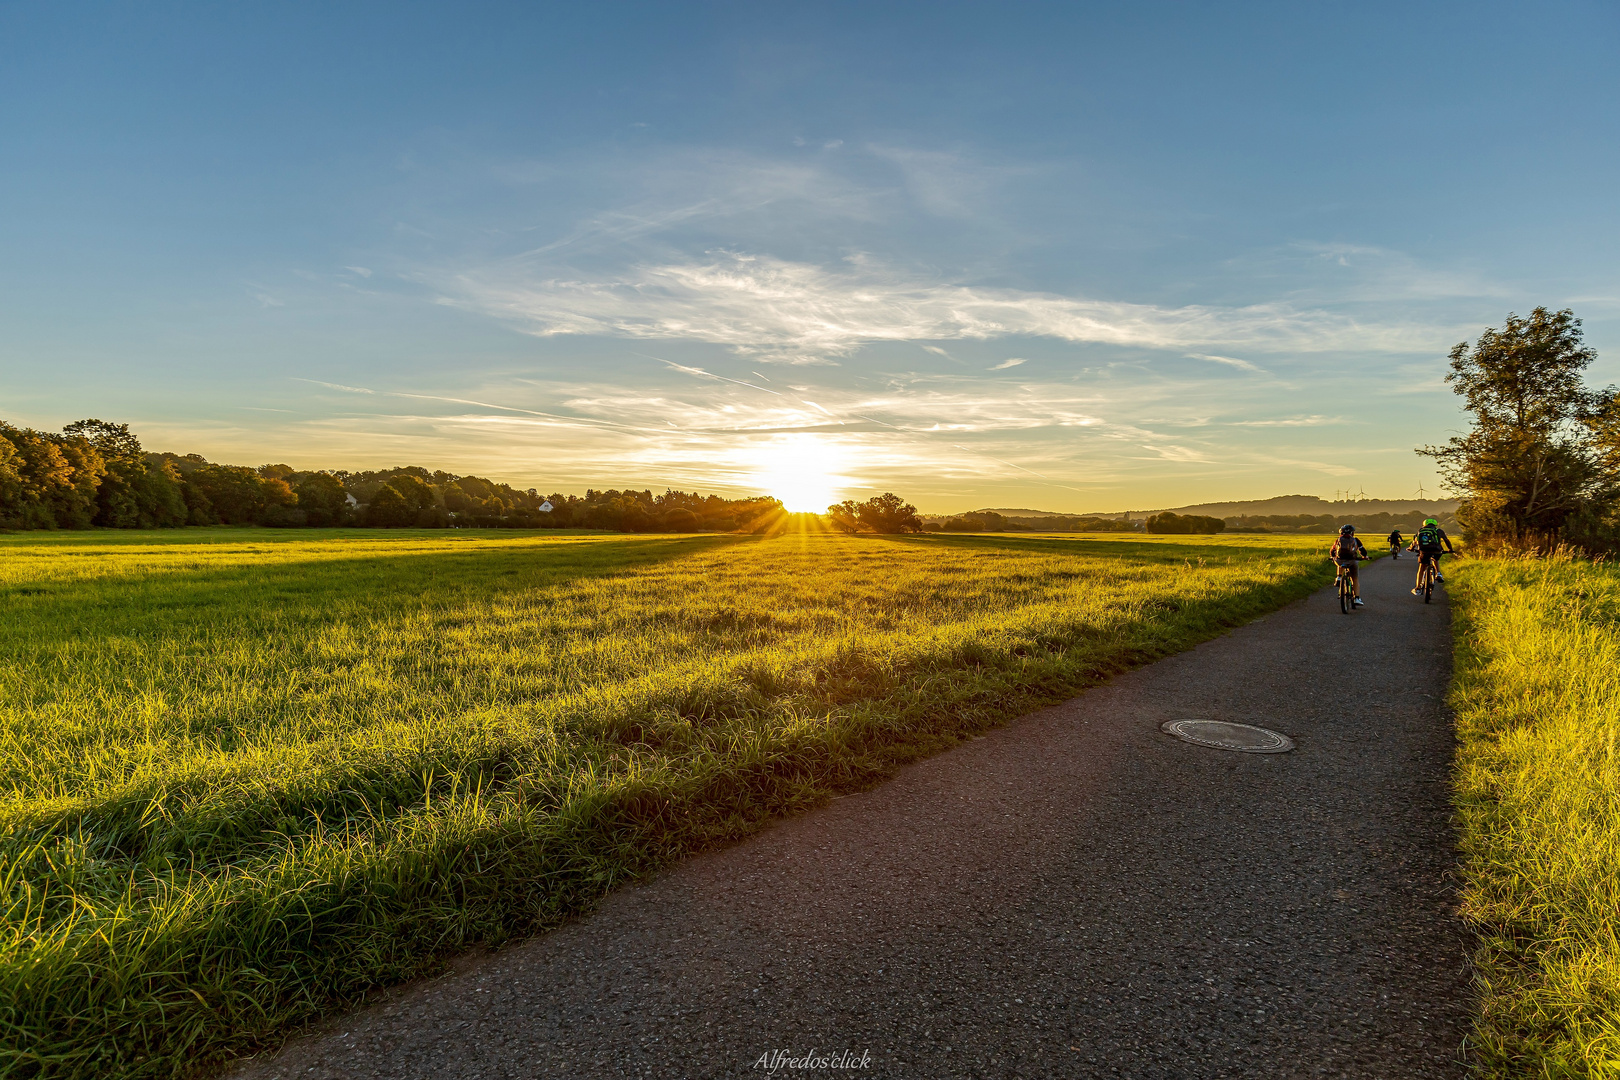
2,2 -> 1617,513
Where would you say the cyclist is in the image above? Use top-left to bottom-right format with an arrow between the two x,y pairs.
1330,524 -> 1368,607
1408,518 -> 1454,594
1387,528 -> 1404,559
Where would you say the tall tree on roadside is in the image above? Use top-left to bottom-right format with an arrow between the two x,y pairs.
1574,386 -> 1620,548
1421,308 -> 1618,548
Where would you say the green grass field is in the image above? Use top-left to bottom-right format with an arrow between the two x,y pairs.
1450,556 -> 1620,1077
1,527 -> 1334,1079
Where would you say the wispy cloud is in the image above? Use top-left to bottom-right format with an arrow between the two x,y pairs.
1184,352 -> 1264,373
990,357 -> 1027,370
441,251 -> 1446,363
1230,414 -> 1348,427
295,378 -> 375,394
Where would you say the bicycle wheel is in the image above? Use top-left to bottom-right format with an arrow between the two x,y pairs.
1339,575 -> 1351,614
1423,567 -> 1433,603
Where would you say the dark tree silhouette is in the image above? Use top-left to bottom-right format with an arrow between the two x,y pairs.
828,493 -> 923,534
1146,512 -> 1226,534
365,484 -> 414,528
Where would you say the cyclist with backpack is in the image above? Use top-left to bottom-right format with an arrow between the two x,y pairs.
1387,528 -> 1404,559
1330,524 -> 1368,607
1408,518 -> 1454,595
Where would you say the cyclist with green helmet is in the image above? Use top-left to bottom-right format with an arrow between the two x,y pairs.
1407,518 -> 1454,594
1330,524 -> 1368,607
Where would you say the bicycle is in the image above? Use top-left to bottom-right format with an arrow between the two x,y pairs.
1416,553 -> 1439,603
1389,542 -> 1400,560
1334,559 -> 1358,614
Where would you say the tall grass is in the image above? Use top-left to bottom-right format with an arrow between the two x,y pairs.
1450,555 -> 1620,1076
1,527 -> 1333,1078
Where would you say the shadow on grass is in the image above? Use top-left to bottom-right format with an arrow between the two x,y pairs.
0,532 -> 742,643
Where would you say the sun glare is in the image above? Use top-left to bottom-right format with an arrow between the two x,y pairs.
749,436 -> 846,514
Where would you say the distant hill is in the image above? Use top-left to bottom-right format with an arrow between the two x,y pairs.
965,495 -> 1457,520
1147,495 -> 1460,521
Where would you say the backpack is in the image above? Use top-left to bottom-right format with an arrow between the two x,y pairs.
1417,526 -> 1441,550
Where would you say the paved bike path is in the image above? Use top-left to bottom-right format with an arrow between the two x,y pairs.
234,554 -> 1470,1079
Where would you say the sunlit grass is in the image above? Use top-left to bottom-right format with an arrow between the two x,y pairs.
1450,556 -> 1620,1077
1,526 -> 1333,1078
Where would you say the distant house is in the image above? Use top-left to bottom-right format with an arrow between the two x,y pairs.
345,493 -> 360,508
538,500 -> 553,513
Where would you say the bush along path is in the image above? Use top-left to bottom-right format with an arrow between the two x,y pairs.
231,553 -> 1471,1079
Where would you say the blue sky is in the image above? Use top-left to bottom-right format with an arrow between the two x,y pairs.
2,2 -> 1617,512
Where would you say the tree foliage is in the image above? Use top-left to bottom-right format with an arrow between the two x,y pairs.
0,418 -> 788,535
1145,512 -> 1226,534
828,492 -> 923,534
292,472 -> 348,527
365,484 -> 415,528
1421,308 -> 1619,550
0,422 -> 103,529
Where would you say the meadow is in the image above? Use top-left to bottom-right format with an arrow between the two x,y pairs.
1,527 -> 1335,1078
1450,556 -> 1620,1077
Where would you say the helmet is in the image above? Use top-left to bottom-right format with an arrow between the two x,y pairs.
1339,524 -> 1354,534
1423,518 -> 1438,527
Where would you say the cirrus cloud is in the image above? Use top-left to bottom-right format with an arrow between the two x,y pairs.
438,251 -> 1450,363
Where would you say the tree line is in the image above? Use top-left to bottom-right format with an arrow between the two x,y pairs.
924,510 -> 1140,533
1224,511 -> 1459,535
0,419 -> 783,533
1144,512 -> 1226,534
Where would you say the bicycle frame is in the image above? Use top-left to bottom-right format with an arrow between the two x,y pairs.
1417,552 -> 1439,602
1335,559 -> 1358,613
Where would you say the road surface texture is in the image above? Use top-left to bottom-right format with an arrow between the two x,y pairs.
233,554 -> 1470,1079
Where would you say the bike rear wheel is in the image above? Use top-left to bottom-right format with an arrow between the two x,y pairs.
1339,573 -> 1352,614
1423,565 -> 1434,603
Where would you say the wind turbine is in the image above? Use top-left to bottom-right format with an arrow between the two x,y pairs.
1413,481 -> 1429,501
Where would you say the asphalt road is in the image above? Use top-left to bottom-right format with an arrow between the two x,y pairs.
232,553 -> 1471,1079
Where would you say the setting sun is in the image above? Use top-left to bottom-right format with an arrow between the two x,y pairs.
748,435 -> 847,513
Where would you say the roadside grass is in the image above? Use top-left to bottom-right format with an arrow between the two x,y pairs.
1450,555 -> 1620,1076
2,526 -> 1333,1078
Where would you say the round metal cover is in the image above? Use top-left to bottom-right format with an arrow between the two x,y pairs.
1161,719 -> 1294,754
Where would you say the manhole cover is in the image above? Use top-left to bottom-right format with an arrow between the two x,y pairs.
1161,719 -> 1294,754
